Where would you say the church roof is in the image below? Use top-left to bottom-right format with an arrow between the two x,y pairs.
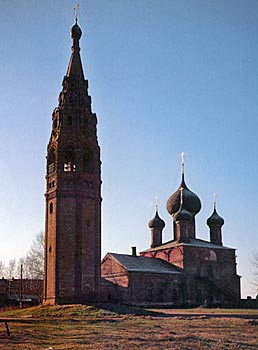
141,238 -> 236,253
107,253 -> 182,275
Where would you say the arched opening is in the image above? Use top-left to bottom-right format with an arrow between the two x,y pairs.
49,202 -> 53,214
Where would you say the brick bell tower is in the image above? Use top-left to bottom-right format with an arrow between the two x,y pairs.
44,19 -> 101,305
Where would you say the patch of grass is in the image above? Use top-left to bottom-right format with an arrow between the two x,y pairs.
0,316 -> 258,349
1,305 -> 257,349
148,307 -> 258,315
0,303 -> 158,319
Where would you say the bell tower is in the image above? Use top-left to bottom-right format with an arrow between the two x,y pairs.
44,19 -> 101,305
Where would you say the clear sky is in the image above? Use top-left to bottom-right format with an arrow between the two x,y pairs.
0,0 -> 257,298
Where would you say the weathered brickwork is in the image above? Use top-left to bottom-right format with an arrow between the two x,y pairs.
141,244 -> 240,306
44,20 -> 101,305
102,169 -> 241,307
101,253 -> 183,305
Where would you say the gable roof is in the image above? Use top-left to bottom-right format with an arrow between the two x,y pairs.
107,253 -> 182,275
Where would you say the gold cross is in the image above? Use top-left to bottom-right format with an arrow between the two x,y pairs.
181,152 -> 185,174
155,196 -> 159,212
213,193 -> 217,209
181,152 -> 185,165
74,3 -> 80,22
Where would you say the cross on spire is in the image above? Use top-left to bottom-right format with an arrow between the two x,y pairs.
181,152 -> 185,175
74,3 -> 80,23
155,196 -> 159,212
213,192 -> 217,209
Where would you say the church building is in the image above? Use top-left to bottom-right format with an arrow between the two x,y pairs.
43,19 -> 241,307
102,156 -> 241,306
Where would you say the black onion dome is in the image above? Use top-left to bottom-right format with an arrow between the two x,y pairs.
71,21 -> 82,40
166,174 -> 201,216
207,208 -> 224,227
174,207 -> 192,223
148,211 -> 165,229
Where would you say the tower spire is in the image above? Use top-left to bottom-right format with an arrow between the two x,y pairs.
67,16 -> 84,79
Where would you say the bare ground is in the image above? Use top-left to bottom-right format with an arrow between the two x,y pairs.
0,305 -> 257,349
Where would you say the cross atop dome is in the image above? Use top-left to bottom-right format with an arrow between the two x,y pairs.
213,192 -> 217,209
155,196 -> 159,212
74,3 -> 80,23
181,152 -> 185,174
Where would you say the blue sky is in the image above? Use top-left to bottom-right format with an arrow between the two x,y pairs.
0,0 -> 258,298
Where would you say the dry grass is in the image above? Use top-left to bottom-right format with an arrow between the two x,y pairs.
0,305 -> 257,349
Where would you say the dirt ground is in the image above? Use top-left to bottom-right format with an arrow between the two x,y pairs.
0,315 -> 257,350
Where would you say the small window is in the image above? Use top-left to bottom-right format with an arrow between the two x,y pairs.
64,162 -> 76,172
49,245 -> 52,253
68,116 -> 72,125
49,202 -> 53,214
64,162 -> 71,172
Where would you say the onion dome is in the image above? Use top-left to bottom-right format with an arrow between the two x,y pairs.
166,174 -> 201,216
174,206 -> 192,223
71,19 -> 82,41
148,209 -> 165,229
173,187 -> 193,222
207,208 -> 224,227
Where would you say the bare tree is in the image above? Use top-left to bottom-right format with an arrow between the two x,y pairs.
7,259 -> 17,279
24,231 -> 44,279
0,260 -> 6,277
